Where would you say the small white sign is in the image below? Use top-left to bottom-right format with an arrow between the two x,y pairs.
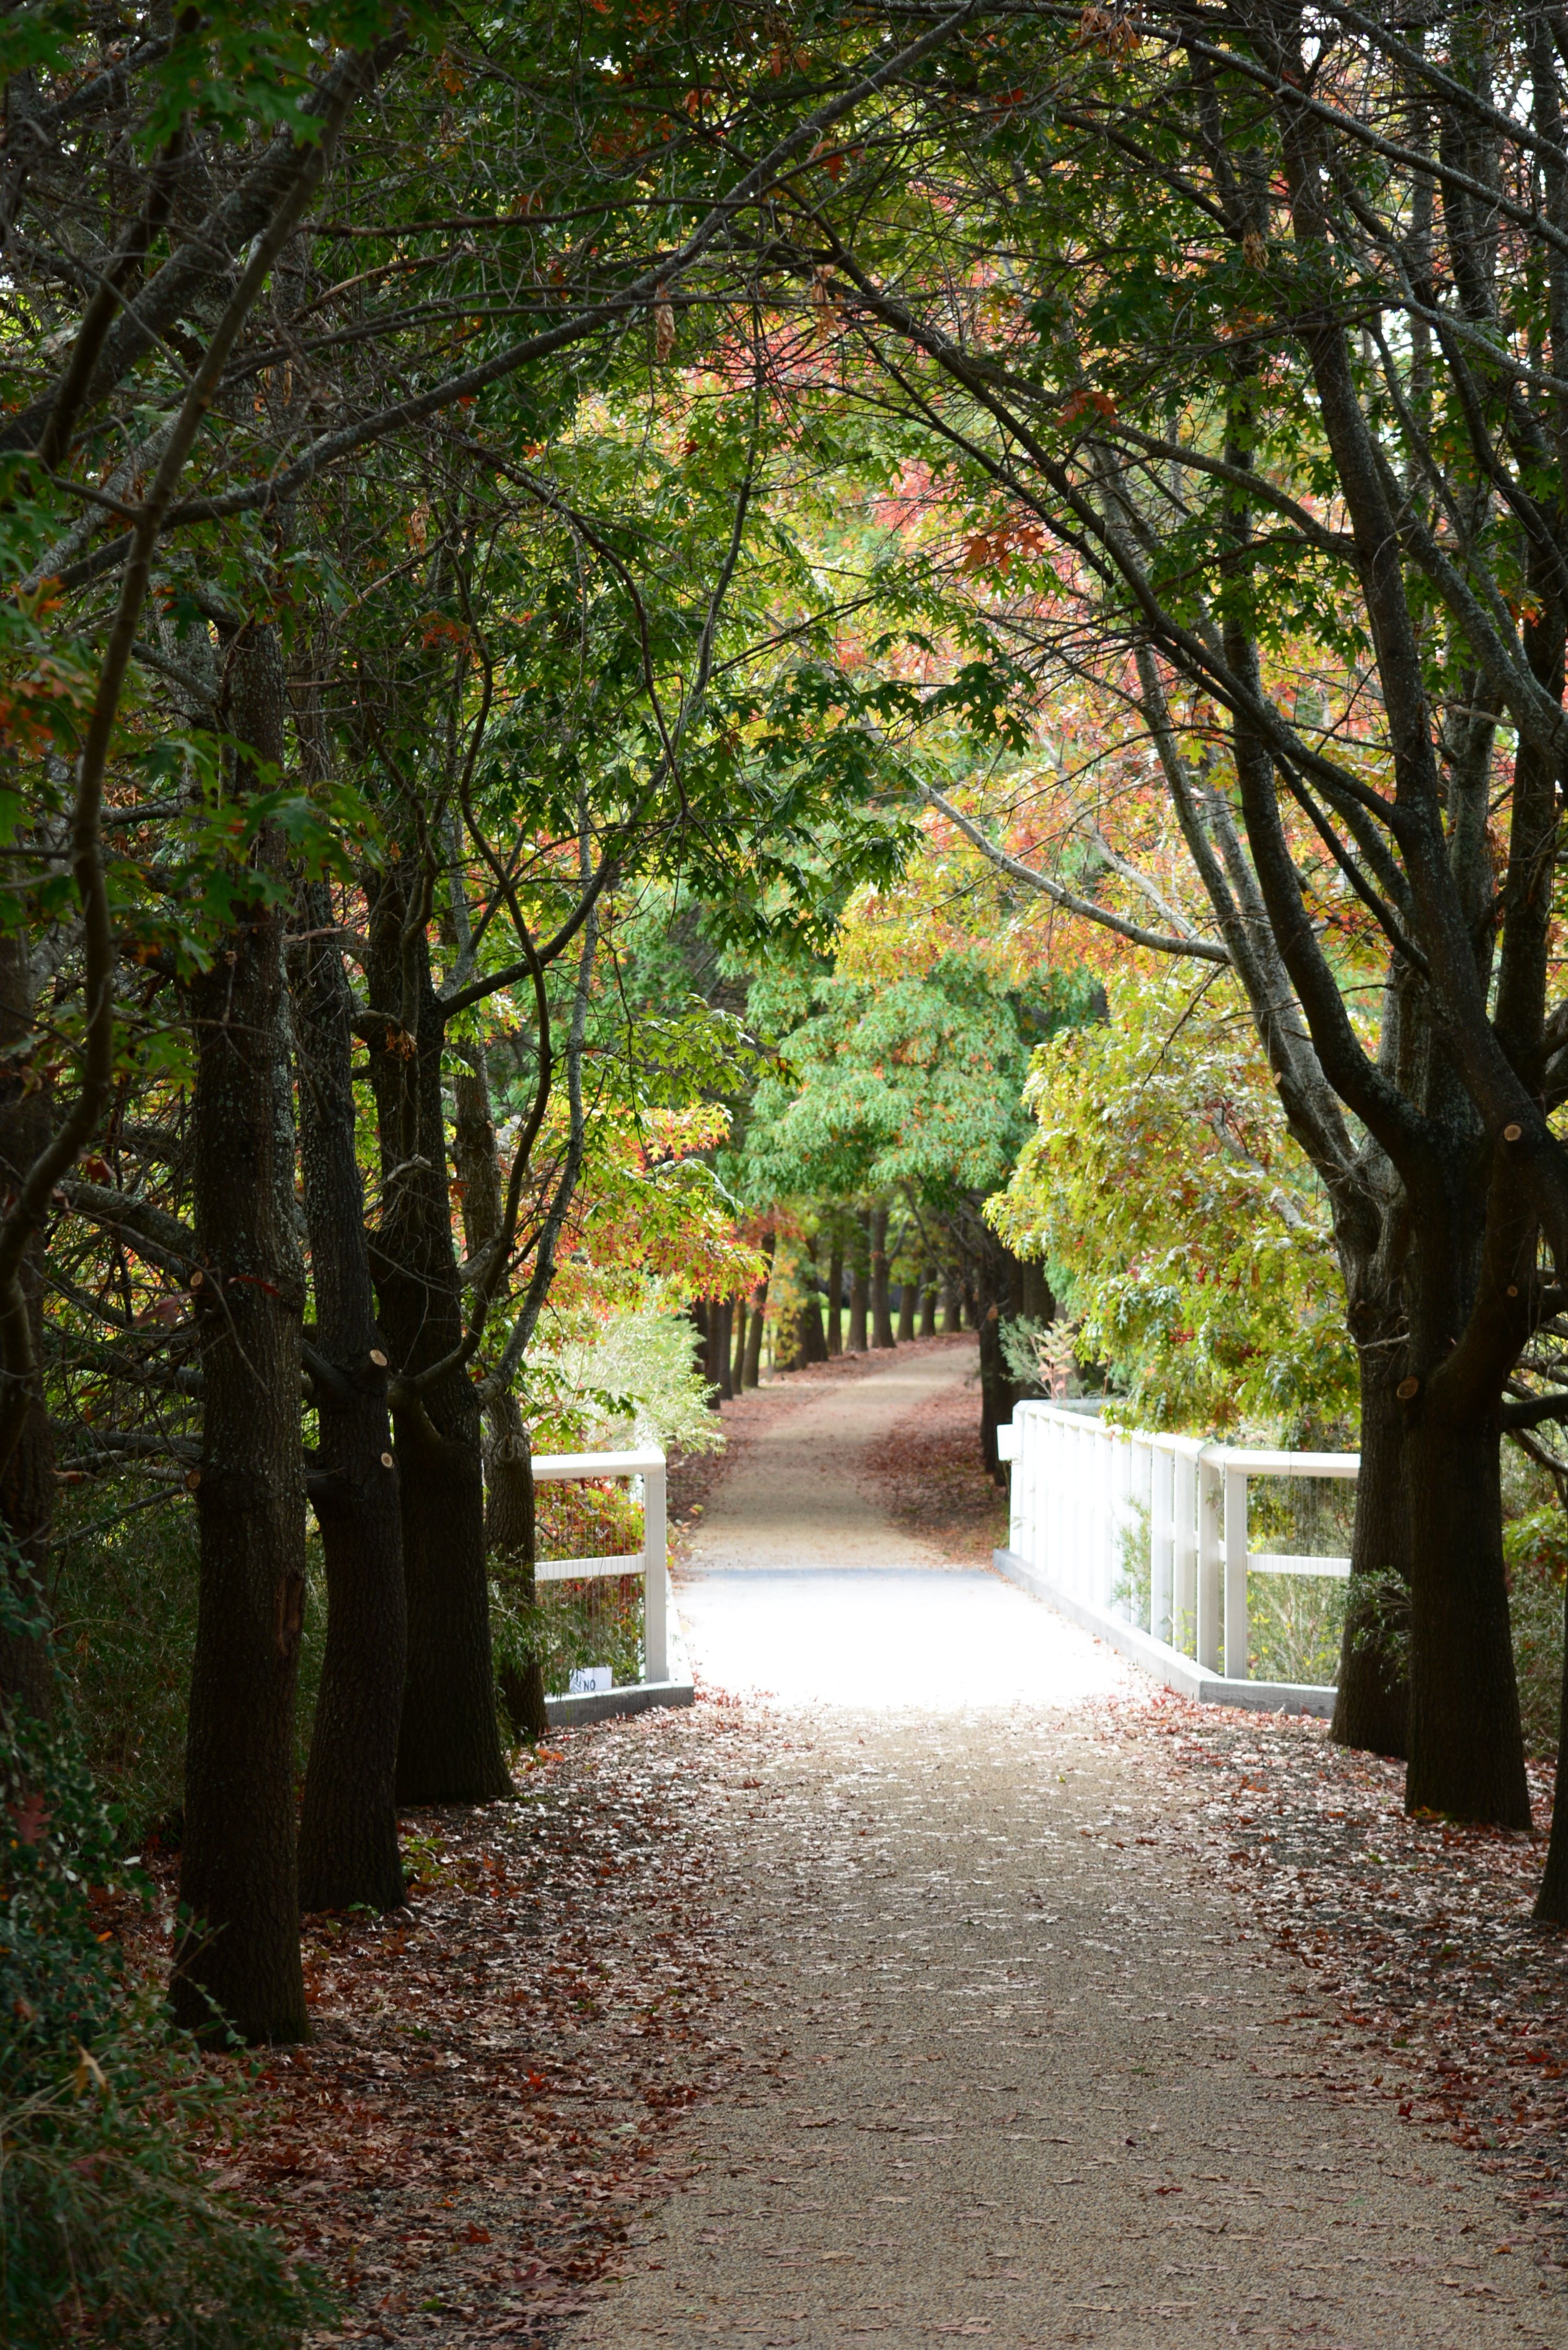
568,1665 -> 613,1695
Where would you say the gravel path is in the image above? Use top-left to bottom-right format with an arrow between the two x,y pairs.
561,1356 -> 1566,2348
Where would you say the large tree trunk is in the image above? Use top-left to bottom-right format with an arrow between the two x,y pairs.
870,1205 -> 894,1347
702,1298 -> 727,1396
1330,1336 -> 1410,1761
1020,1261 -> 1053,1323
451,1050 -> 547,1744
172,624 -> 309,2044
1404,1404 -> 1530,1827
896,1257 -> 917,1342
919,1278 -> 938,1339
826,1231 -> 844,1356
941,1271 -> 962,1334
365,879 -> 509,1805
742,1238 -> 771,1388
0,930 -> 54,1718
292,874 -> 406,1916
975,1233 -> 1023,1483
849,1211 -> 869,1352
1534,1577 -> 1568,1921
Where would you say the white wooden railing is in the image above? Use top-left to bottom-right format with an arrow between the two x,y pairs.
532,1445 -> 669,1685
996,1400 -> 1357,1715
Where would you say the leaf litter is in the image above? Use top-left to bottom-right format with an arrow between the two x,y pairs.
1086,1688 -> 1568,2277
222,1708 -> 776,2344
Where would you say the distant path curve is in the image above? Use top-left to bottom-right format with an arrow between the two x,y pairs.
682,1344 -> 977,1573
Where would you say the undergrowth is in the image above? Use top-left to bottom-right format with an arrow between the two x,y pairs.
49,1484 -> 325,1844
490,1479 -> 648,1728
1505,1506 -> 1567,1760
0,1564 -> 332,2345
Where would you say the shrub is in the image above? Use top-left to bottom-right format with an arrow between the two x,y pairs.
1505,1507 -> 1568,1760
1,1568 -> 331,2345
48,1485 -> 326,1842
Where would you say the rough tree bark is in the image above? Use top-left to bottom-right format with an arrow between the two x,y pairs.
826,1228 -> 844,1355
742,1235 -> 772,1388
172,622 -> 310,2044
452,1045 -> 547,1744
1329,1334 -> 1412,1762
870,1204 -> 894,1348
730,1295 -> 748,1397
364,870 -> 510,1805
1535,1570 -> 1568,1919
974,1230 -> 1022,1483
896,1253 -> 917,1342
801,1233 -> 829,1363
292,869 -> 406,1915
849,1210 -> 870,1352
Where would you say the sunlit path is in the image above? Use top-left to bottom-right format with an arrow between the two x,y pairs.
682,1566 -> 1125,1710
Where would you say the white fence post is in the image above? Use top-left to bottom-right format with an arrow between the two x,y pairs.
1223,1460 -> 1249,1681
1150,1443 -> 1174,1645
1197,1452 -> 1223,1672
1173,1445 -> 1197,1658
643,1457 -> 667,1682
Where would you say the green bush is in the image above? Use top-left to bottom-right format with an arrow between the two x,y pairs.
1,1568 -> 332,2346
1505,1507 -> 1567,1760
492,1573 -> 645,1722
1247,1570 -> 1346,1687
491,1479 -> 648,1728
49,1485 -> 326,1842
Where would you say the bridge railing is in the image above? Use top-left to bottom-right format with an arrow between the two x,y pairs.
531,1445 -> 669,1688
997,1401 -> 1357,1715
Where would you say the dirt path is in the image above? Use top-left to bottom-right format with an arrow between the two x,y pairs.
558,1363 -> 1567,2348
681,1343 -> 984,1572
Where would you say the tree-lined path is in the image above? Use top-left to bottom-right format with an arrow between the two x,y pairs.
563,1364 -> 1562,2350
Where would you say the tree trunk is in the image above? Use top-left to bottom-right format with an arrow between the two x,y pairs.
701,1298 -> 725,1397
716,1297 -> 735,1400
0,930 -> 54,1718
1534,1576 -> 1568,1921
488,1411 -> 548,1743
1404,1406 -> 1530,1827
919,1280 -> 938,1339
291,873 -> 406,1917
1020,1261 -> 1053,1322
848,1248 -> 869,1353
173,624 -> 309,2045
449,1047 -> 548,1745
365,879 -> 509,1806
870,1205 -> 894,1347
826,1232 -> 844,1356
972,1234 -> 1024,1482
941,1272 -> 962,1334
1329,1340 -> 1410,1762
742,1237 -> 771,1389
730,1295 -> 747,1397
896,1263 -> 917,1342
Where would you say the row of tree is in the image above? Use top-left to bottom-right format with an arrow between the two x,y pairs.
0,6 -> 994,2046
651,0 -> 1568,1895
13,0 -> 1568,2067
